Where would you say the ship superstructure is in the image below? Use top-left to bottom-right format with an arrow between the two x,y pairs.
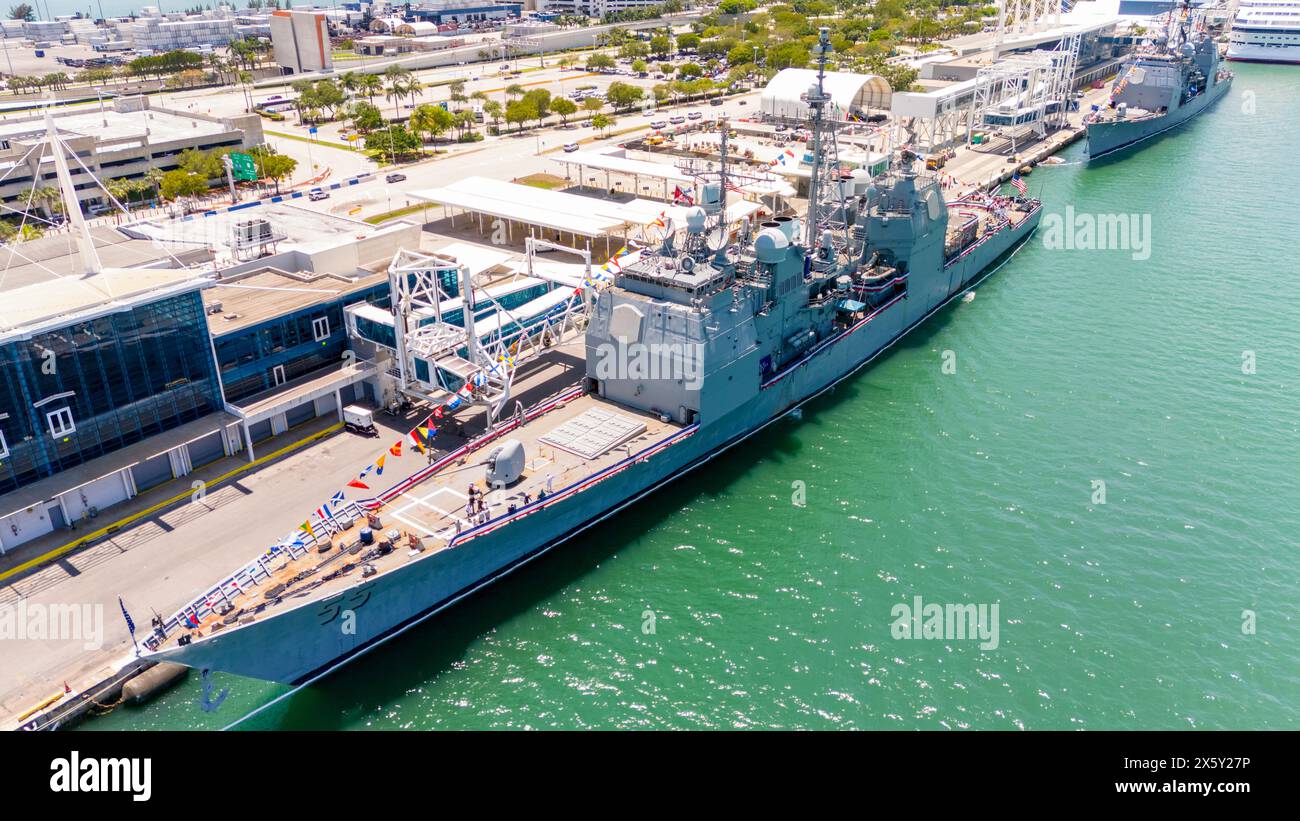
143,31 -> 1044,686
1227,0 -> 1300,63
1085,0 -> 1233,159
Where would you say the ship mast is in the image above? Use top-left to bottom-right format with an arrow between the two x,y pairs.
802,27 -> 849,264
804,27 -> 831,250
714,118 -> 731,266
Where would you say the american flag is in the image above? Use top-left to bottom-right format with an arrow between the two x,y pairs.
1010,174 -> 1027,195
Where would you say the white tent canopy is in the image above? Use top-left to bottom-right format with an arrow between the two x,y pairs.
410,177 -> 631,238
553,149 -> 695,185
761,69 -> 893,120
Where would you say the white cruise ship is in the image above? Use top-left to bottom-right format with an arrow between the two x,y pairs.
1228,0 -> 1300,63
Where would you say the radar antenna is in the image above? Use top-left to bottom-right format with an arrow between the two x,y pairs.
804,27 -> 850,269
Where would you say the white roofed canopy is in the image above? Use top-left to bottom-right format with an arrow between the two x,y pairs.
761,69 -> 893,120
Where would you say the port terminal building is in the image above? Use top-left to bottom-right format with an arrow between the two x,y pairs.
0,203 -> 419,555
890,0 -> 1130,152
0,97 -> 262,218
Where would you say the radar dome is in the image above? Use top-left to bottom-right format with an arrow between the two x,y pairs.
754,227 -> 789,263
684,207 -> 707,234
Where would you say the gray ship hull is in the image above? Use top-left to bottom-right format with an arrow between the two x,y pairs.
1086,74 -> 1232,160
149,209 -> 1042,687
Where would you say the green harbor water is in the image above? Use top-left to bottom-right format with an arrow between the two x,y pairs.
91,64 -> 1300,731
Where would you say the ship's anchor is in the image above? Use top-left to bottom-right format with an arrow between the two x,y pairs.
199,668 -> 230,714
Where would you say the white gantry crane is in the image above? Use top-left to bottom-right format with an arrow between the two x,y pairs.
384,240 -> 594,425
994,0 -> 1066,57
971,31 -> 1081,152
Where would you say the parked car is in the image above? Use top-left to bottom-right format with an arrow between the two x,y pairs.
563,143 -> 580,153
687,111 -> 702,120
710,98 -> 724,106
386,173 -> 407,183
669,115 -> 686,124
650,120 -> 667,129
308,189 -> 329,201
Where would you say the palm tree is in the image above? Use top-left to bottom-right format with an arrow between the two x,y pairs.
144,169 -> 164,204
453,109 -> 476,139
483,99 -> 503,131
238,70 -> 253,112
383,65 -> 411,116
105,179 -> 130,209
339,70 -> 359,99
21,186 -> 63,219
404,77 -> 425,109
205,52 -> 227,85
384,77 -> 407,117
358,73 -> 383,104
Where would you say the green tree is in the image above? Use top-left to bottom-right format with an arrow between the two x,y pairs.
483,99 -> 503,130
365,124 -> 421,162
251,147 -> 298,194
383,65 -> 412,116
409,103 -> 454,144
312,80 -> 348,120
453,109 -> 477,140
605,81 -> 644,111
8,3 -> 34,21
728,44 -> 756,66
160,169 -> 209,209
618,41 -> 649,59
590,113 -> 615,137
522,88 -> 552,124
718,0 -> 757,13
358,73 -> 383,104
767,41 -> 811,70
448,79 -> 468,109
178,148 -> 224,181
505,99 -> 536,132
586,53 -> 616,71
551,97 -> 577,126
348,101 -> 384,134
338,71 -> 359,98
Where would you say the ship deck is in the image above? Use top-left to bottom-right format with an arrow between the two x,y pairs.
943,196 -> 1037,260
154,381 -> 682,650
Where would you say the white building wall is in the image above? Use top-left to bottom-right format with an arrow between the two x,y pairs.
271,10 -> 333,74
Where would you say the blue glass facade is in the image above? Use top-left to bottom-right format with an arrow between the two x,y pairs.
214,284 -> 390,403
0,291 -> 223,496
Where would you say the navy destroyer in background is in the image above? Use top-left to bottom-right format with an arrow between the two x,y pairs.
144,30 -> 1043,685
1085,0 -> 1233,159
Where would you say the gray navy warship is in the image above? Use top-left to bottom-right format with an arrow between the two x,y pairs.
145,30 -> 1043,685
1085,0 -> 1233,160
